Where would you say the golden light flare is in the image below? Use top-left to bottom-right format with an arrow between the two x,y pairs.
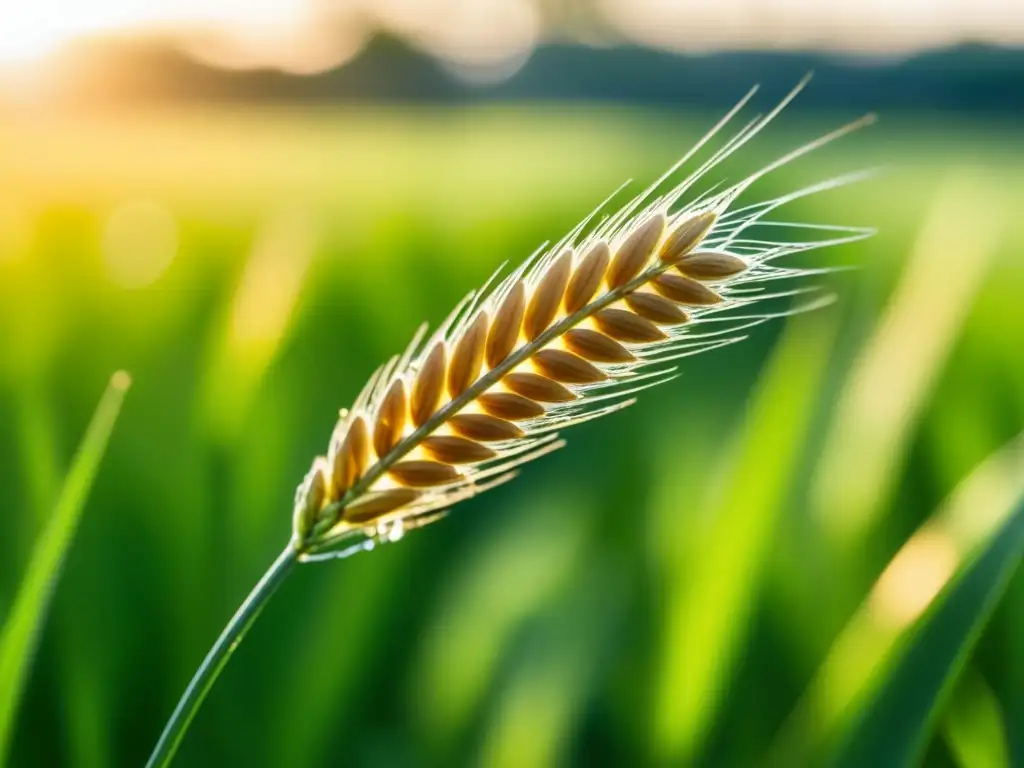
228,207 -> 316,348
200,205 -> 319,441
868,527 -> 960,628
102,200 -> 179,289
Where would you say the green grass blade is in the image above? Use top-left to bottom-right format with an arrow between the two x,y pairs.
0,371 -> 131,764
410,492 -> 588,760
475,565 -> 622,768
942,668 -> 1011,768
812,172 -> 1004,548
829,493 -> 1024,767
651,315 -> 837,762
773,434 -> 1024,767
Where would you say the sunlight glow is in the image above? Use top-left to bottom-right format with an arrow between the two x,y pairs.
229,207 -> 315,347
0,0 -> 316,65
2,0 -> 1023,73
813,173 -> 1004,543
794,433 -> 1024,750
202,206 -> 318,441
103,200 -> 179,289
869,528 -> 959,627
599,0 -> 1024,53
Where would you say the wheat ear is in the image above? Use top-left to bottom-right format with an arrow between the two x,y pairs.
146,80 -> 874,767
293,84 -> 874,559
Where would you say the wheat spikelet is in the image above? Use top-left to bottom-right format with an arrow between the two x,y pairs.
291,79 -> 875,558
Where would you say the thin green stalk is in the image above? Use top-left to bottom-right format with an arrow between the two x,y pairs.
0,372 -> 130,765
146,544 -> 299,768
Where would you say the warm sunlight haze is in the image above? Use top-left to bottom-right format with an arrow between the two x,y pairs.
1,0 -> 315,65
2,0 -> 1024,74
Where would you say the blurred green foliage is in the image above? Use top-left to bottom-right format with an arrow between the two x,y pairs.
0,373 -> 128,765
0,105 -> 1022,767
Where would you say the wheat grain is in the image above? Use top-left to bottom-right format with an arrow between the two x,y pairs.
658,211 -> 718,264
477,391 -> 547,420
607,213 -> 665,288
593,308 -> 667,343
422,435 -> 497,464
410,341 -> 446,426
342,488 -> 420,525
291,80 -> 875,559
372,378 -> 406,457
677,251 -> 749,280
564,242 -> 610,313
563,328 -> 635,363
486,281 -> 526,368
624,291 -> 691,324
652,273 -> 723,305
447,311 -> 488,397
503,371 -> 577,402
449,413 -> 524,441
388,460 -> 461,487
329,415 -> 368,497
524,248 -> 573,340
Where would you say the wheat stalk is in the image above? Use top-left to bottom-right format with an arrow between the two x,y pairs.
146,79 -> 874,767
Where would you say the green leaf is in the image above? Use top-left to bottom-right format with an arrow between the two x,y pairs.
475,563 -> 624,768
773,435 -> 1024,767
830,493 -> 1024,767
0,371 -> 131,764
942,668 -> 1011,768
651,315 -> 838,762
811,172 -> 1004,547
409,492 -> 588,760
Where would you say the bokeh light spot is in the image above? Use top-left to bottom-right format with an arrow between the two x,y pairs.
102,200 -> 179,289
869,527 -> 960,628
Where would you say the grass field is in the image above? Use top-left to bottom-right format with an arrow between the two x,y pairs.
1,103 -> 1023,767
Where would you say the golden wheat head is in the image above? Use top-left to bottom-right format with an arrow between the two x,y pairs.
291,80 -> 875,561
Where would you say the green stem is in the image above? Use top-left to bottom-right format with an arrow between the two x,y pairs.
145,544 -> 299,768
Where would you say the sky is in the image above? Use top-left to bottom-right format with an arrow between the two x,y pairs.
2,0 -> 1023,73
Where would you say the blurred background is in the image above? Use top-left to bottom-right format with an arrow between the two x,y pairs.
1,1 -> 1023,766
